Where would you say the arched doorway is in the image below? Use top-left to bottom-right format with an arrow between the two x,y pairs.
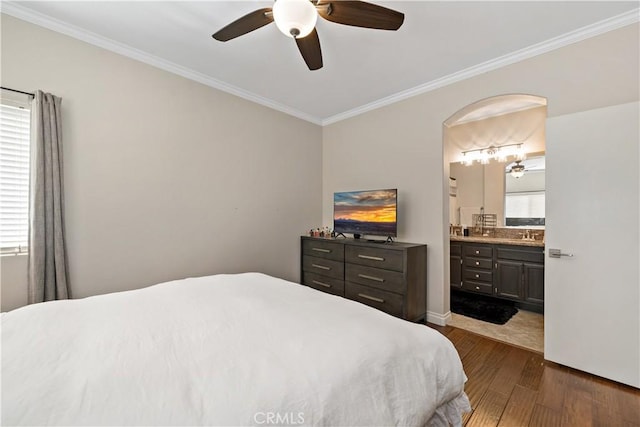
443,94 -> 548,352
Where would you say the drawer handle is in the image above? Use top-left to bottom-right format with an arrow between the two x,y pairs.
475,274 -> 480,278
312,248 -> 331,253
358,254 -> 385,261
358,293 -> 385,303
475,250 -> 480,254
475,286 -> 480,290
475,261 -> 480,266
312,264 -> 330,271
312,280 -> 331,288
358,273 -> 384,283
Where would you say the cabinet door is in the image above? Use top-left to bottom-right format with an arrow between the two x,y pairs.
524,262 -> 544,305
450,255 -> 462,288
496,260 -> 523,300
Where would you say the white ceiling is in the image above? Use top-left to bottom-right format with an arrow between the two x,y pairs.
3,1 -> 639,125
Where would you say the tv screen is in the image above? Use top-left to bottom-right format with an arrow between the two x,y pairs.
333,189 -> 397,237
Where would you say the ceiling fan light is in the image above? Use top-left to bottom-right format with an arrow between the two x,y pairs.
510,162 -> 525,178
273,0 -> 318,39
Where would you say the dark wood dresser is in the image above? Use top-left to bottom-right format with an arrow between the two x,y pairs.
301,236 -> 427,322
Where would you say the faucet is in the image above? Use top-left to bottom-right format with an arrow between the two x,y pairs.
522,229 -> 533,240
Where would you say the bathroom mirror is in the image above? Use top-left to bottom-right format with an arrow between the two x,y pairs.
449,153 -> 545,228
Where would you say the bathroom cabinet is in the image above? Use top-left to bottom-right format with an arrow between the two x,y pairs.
451,240 -> 544,312
450,243 -> 462,289
496,260 -> 524,300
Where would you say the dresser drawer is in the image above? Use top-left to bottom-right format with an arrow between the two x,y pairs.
463,245 -> 493,258
302,239 -> 344,261
464,269 -> 493,283
302,272 -> 345,297
464,257 -> 493,270
345,282 -> 403,317
302,255 -> 344,279
462,280 -> 493,295
345,264 -> 405,294
345,245 -> 403,272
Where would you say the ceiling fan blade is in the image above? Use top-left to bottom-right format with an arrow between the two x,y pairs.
295,28 -> 323,70
317,1 -> 404,30
212,8 -> 274,42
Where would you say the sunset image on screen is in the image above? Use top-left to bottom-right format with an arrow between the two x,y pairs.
334,189 -> 397,236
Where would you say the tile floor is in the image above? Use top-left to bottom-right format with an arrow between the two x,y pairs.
447,309 -> 544,353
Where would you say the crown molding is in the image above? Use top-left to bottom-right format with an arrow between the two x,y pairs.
2,2 -> 637,127
322,8 -> 640,126
0,1 -> 323,126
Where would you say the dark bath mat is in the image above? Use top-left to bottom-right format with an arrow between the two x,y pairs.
451,292 -> 518,325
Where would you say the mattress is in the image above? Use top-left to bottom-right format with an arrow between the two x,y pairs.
1,272 -> 470,425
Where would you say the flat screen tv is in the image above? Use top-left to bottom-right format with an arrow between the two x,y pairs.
333,189 -> 397,238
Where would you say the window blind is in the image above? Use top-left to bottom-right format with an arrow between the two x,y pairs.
505,192 -> 545,218
0,103 -> 30,252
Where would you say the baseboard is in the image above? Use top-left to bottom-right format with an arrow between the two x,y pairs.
427,310 -> 452,326
515,301 -> 544,314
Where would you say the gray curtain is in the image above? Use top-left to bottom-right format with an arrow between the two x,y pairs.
28,90 -> 69,303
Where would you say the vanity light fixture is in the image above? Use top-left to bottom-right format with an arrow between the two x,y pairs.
461,143 -> 525,166
509,160 -> 525,178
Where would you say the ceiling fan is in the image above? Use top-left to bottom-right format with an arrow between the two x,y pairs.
212,0 -> 404,71
509,160 -> 526,178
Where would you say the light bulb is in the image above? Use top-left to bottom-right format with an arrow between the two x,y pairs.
480,151 -> 490,165
273,0 -> 318,39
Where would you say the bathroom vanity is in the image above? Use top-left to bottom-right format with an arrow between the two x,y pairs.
450,236 -> 544,312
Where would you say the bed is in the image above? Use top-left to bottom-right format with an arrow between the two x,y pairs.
2,272 -> 470,426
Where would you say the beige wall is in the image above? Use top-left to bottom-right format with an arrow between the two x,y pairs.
323,23 -> 639,323
482,161 -> 506,226
0,256 -> 27,311
0,15 -> 323,311
449,162 -> 484,224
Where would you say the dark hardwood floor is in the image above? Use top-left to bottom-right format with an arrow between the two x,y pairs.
427,323 -> 640,426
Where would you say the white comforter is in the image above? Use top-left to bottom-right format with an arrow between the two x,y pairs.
2,273 -> 469,426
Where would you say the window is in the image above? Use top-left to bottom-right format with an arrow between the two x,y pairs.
504,162 -> 545,227
0,101 -> 31,254
505,192 -> 545,227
